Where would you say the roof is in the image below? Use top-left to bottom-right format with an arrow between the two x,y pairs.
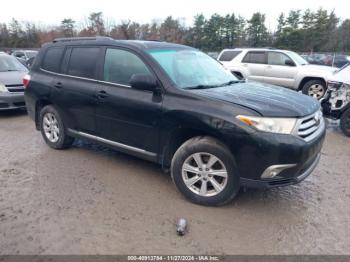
48,37 -> 191,51
221,47 -> 289,52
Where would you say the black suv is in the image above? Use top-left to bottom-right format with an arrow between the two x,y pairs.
24,37 -> 326,206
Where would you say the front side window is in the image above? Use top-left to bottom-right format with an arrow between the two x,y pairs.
268,52 -> 291,66
42,47 -> 65,73
103,48 -> 151,86
286,51 -> 308,65
67,47 -> 100,78
242,51 -> 266,64
148,49 -> 238,89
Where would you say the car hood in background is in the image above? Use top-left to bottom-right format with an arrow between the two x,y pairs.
329,65 -> 350,85
191,81 -> 320,117
0,71 -> 27,85
299,64 -> 338,74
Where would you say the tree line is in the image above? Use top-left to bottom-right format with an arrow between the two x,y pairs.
1,8 -> 350,52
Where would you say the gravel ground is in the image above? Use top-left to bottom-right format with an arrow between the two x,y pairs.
0,110 -> 349,255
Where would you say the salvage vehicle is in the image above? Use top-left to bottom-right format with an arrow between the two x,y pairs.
321,64 -> 350,136
24,37 -> 326,206
0,52 -> 28,110
218,48 -> 337,99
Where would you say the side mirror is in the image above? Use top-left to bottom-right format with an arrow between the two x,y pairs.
285,59 -> 296,67
130,74 -> 158,91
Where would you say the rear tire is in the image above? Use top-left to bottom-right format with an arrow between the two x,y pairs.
302,80 -> 326,100
340,108 -> 350,137
171,136 -> 240,206
39,105 -> 74,149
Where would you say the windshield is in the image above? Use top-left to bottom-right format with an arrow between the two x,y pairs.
26,51 -> 38,59
286,51 -> 309,65
0,55 -> 27,72
148,49 -> 238,89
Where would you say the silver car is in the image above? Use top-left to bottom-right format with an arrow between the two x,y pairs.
218,48 -> 338,99
0,52 -> 28,110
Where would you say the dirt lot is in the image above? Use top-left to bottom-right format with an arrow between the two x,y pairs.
0,110 -> 349,255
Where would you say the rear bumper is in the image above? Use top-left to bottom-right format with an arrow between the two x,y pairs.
0,92 -> 26,110
240,153 -> 321,188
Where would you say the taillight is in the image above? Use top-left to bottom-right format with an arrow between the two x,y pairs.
23,74 -> 31,89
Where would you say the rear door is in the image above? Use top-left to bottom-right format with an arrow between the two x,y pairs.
49,46 -> 102,134
264,51 -> 297,88
94,47 -> 163,154
241,51 -> 267,82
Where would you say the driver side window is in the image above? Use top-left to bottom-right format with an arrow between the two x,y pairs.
268,52 -> 291,66
103,48 -> 151,86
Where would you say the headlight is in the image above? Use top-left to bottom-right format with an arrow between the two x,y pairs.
236,115 -> 297,134
0,83 -> 8,93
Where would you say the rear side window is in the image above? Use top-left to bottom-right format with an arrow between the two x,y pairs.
242,51 -> 266,64
67,47 -> 100,78
103,48 -> 151,86
42,47 -> 65,73
219,51 -> 242,62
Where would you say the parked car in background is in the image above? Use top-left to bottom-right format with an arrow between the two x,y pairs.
0,52 -> 28,110
12,50 -> 38,62
218,48 -> 337,99
333,55 -> 350,68
302,53 -> 350,68
25,37 -> 325,206
322,64 -> 350,136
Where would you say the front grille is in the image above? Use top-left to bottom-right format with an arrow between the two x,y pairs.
6,84 -> 24,93
297,110 -> 324,142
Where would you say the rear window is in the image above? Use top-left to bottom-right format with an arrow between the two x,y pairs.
242,51 -> 266,64
67,47 -> 100,78
42,47 -> 65,73
218,51 -> 242,62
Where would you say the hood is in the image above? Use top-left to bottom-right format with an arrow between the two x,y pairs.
0,71 -> 27,86
329,65 -> 350,85
190,81 -> 320,117
299,64 -> 337,74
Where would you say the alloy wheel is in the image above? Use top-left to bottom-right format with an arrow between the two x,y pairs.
43,113 -> 60,143
181,152 -> 228,197
308,84 -> 325,99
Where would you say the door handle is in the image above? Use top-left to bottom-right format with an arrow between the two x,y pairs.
97,90 -> 108,99
266,65 -> 272,69
54,82 -> 63,88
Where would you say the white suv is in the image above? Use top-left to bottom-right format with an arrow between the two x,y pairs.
218,48 -> 337,99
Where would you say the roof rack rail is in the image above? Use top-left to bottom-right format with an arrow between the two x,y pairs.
52,37 -> 113,43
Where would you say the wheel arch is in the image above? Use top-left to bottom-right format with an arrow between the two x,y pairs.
35,99 -> 52,130
160,127 -> 225,169
298,77 -> 326,91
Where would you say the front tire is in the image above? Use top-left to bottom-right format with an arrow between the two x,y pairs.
340,108 -> 350,137
39,105 -> 74,149
171,136 -> 240,206
302,80 -> 326,100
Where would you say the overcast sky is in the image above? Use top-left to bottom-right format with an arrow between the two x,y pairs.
1,0 -> 349,30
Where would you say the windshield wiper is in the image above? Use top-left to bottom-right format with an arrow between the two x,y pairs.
183,84 -> 218,90
217,80 -> 245,87
184,80 -> 245,90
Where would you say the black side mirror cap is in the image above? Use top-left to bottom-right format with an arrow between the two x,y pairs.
285,59 -> 296,66
130,74 -> 158,91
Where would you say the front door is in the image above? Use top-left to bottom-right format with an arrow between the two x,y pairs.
264,51 -> 297,88
95,47 -> 163,154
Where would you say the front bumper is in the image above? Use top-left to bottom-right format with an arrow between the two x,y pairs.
224,117 -> 326,188
0,92 -> 26,110
241,153 -> 321,188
